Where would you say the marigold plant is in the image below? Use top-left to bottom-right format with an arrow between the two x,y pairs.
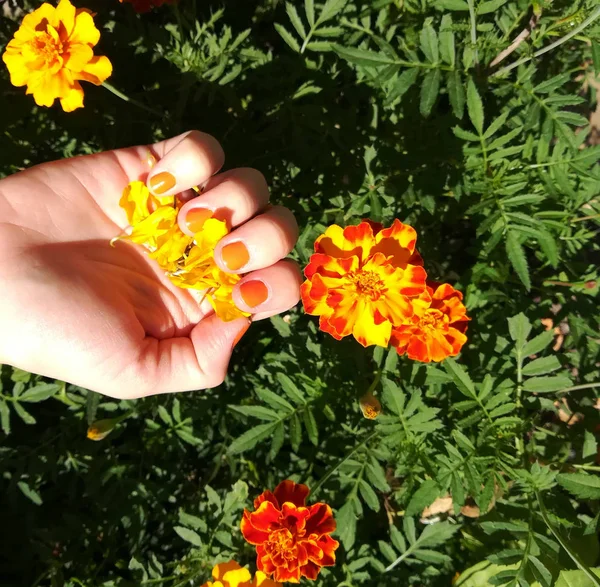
117,180 -> 248,322
2,0 -> 112,111
200,561 -> 280,587
241,480 -> 339,583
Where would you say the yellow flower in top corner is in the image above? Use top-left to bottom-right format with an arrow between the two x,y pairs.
2,0 -> 113,112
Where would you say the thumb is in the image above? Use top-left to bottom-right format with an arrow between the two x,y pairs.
135,316 -> 250,396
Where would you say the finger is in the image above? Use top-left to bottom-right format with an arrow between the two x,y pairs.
177,168 -> 269,236
232,260 -> 302,321
214,206 -> 299,274
132,316 -> 250,396
145,130 -> 225,199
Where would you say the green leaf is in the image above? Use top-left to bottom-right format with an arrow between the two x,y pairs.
476,0 -> 508,14
0,400 -> 10,435
522,331 -> 555,356
289,413 -> 302,452
359,479 -> 380,511
270,422 -> 285,458
229,405 -> 280,421
13,401 -> 35,425
522,375 -> 572,393
447,70 -> 465,118
178,511 -> 207,532
304,0 -> 315,26
534,73 -> 571,94
556,569 -> 600,587
466,78 -> 484,134
439,15 -> 455,67
19,383 -> 60,403
388,68 -> 419,103
583,430 -> 598,460
275,23 -> 300,53
390,525 -> 407,553
505,231 -> 531,291
379,540 -> 397,563
86,390 -> 101,426
302,407 -> 319,446
175,430 -> 202,446
530,555 -> 553,587
508,313 -> 532,349
286,3 -> 306,40
333,45 -> 394,66
406,479 -> 440,517
557,473 -> 600,500
228,422 -> 277,455
482,110 -> 509,140
420,23 -> 439,64
174,526 -> 202,547
436,0 -> 469,8
18,481 -> 42,505
255,388 -> 294,413
336,501 -> 357,550
593,41 -> 600,75
444,358 -> 476,398
157,405 -> 173,426
453,126 -> 479,141
420,69 -> 441,117
277,373 -> 306,405
320,0 -> 346,23
522,356 -> 561,376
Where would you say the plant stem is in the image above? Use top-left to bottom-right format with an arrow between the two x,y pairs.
535,490 -> 600,586
310,430 -> 379,498
492,5 -> 600,77
573,464 -> 600,472
467,0 -> 479,64
560,382 -> 600,393
102,82 -> 163,117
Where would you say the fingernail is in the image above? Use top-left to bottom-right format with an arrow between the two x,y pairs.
185,208 -> 213,234
221,241 -> 250,271
232,319 -> 251,350
240,280 -> 269,308
149,171 -> 176,195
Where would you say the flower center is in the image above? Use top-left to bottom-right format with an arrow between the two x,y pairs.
28,28 -> 64,66
350,270 -> 385,300
266,528 -> 296,561
419,309 -> 446,331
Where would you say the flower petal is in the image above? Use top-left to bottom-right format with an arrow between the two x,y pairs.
69,9 -> 100,46
273,480 -> 310,508
78,55 -> 112,85
59,80 -> 84,111
305,503 -> 336,536
53,0 -> 76,38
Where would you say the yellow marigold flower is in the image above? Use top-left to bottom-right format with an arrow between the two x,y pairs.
359,391 -> 382,419
119,180 -> 161,226
2,0 -> 112,112
201,561 -> 281,587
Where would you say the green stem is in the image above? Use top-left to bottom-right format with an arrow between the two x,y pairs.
102,82 -> 163,117
467,0 -> 479,64
311,431 -> 379,498
573,464 -> 600,472
560,382 -> 600,393
536,490 -> 600,587
492,5 -> 600,77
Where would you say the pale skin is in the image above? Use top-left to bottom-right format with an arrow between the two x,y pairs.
0,131 -> 302,398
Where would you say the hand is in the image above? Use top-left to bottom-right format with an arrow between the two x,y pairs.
0,131 -> 301,398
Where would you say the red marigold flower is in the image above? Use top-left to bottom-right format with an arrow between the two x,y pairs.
240,480 -> 339,583
391,282 -> 470,362
301,220 -> 427,347
119,0 -> 176,13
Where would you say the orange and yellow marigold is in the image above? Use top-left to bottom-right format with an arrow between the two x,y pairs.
301,220 -> 470,362
2,0 -> 112,112
241,480 -> 339,583
116,180 -> 248,323
201,561 -> 280,587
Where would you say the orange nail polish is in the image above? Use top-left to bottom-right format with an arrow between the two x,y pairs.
149,171 -> 176,195
232,319 -> 251,349
185,208 -> 213,234
221,241 -> 250,271
240,280 -> 269,308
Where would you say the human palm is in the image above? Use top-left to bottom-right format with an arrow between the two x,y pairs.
0,132 -> 301,397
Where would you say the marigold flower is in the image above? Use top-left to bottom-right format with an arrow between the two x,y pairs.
116,181 -> 249,322
201,561 -> 281,587
2,0 -> 112,112
119,0 -> 176,13
241,480 -> 339,583
359,391 -> 382,419
301,220 -> 427,347
391,282 -> 470,362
